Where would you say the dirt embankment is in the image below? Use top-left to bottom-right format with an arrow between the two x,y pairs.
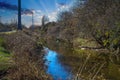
0,31 -> 51,80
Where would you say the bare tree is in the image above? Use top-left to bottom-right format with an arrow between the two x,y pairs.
41,15 -> 49,30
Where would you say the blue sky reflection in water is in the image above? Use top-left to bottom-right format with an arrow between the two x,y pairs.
44,48 -> 71,80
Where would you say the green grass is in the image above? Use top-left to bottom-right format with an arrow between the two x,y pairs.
0,30 -> 16,35
0,37 -> 11,71
73,38 -> 99,47
107,63 -> 120,80
0,47 -> 11,71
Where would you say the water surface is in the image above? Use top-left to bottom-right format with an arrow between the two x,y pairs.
44,48 -> 71,80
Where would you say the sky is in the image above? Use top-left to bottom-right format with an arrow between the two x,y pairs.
0,0 -> 75,27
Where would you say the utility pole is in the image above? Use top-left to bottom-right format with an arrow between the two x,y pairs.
18,0 -> 22,30
0,16 -> 1,23
32,13 -> 34,31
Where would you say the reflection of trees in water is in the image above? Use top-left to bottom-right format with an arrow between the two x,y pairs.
45,38 -> 120,79
45,37 -> 74,55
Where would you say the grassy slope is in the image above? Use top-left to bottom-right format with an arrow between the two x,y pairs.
74,38 -> 120,80
0,30 -> 16,35
0,37 -> 11,71
73,38 -> 99,48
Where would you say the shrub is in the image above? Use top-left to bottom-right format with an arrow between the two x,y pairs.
4,31 -> 50,80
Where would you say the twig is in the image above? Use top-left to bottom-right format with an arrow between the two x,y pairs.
91,62 -> 106,80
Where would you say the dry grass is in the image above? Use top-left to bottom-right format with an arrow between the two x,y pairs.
3,31 -> 51,80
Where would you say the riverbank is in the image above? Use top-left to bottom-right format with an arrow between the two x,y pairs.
41,36 -> 120,80
60,48 -> 120,80
0,30 -> 51,80
0,29 -> 120,80
0,37 -> 11,79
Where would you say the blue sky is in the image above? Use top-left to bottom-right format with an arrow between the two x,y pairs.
0,0 -> 74,27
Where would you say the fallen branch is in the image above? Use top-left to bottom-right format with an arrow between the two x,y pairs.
79,46 -> 104,50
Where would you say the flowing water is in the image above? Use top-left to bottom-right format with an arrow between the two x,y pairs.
44,48 -> 71,80
43,40 -> 120,80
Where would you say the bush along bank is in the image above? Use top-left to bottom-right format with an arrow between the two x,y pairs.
0,31 -> 51,80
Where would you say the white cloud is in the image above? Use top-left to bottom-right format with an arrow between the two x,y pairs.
32,9 -> 36,14
36,10 -> 42,13
22,9 -> 43,27
22,14 -> 32,17
48,11 -> 58,22
36,15 -> 43,19
22,2 -> 72,27
56,3 -> 70,11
